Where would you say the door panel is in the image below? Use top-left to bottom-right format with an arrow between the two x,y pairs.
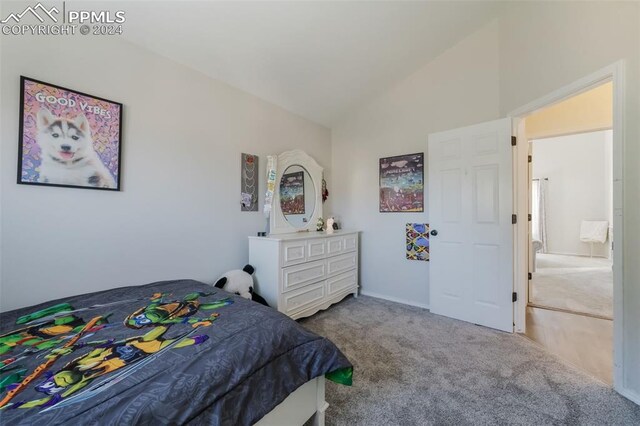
473,165 -> 500,223
441,169 -> 462,222
428,118 -> 514,332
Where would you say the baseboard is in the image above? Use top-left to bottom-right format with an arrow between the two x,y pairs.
618,386 -> 640,406
359,291 -> 430,310
545,251 -> 609,259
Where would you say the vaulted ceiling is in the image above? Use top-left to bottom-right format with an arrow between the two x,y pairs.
112,1 -> 501,127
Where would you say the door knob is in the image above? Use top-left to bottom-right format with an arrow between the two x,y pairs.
430,229 -> 438,236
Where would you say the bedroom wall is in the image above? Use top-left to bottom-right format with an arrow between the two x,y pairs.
330,21 -> 501,308
331,1 -> 639,400
499,0 -> 640,402
531,131 -> 612,258
0,35 -> 331,311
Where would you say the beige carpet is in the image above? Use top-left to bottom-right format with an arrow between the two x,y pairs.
529,254 -> 613,318
300,295 -> 639,425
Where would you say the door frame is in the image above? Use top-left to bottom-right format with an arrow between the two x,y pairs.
508,60 -> 625,391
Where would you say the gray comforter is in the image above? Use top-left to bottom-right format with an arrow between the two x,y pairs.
0,279 -> 352,425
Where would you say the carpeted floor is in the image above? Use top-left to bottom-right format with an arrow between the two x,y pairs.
530,254 -> 613,318
299,295 -> 639,425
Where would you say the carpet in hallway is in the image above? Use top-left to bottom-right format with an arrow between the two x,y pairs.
530,253 -> 613,318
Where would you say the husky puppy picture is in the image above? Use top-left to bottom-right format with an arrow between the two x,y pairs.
18,77 -> 122,190
36,108 -> 116,189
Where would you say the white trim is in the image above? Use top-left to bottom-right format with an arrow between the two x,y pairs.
543,251 -> 610,259
512,117 -> 527,334
270,149 -> 324,235
618,386 -> 640,406
360,290 -> 430,310
255,376 -> 326,426
508,62 -> 621,117
314,376 -> 328,426
508,60 -> 625,393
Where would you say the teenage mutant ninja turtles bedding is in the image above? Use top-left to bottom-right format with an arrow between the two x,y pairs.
0,279 -> 353,425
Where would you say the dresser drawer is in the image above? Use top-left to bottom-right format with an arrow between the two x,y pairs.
282,259 -> 326,292
343,233 -> 358,253
281,240 -> 307,267
306,239 -> 327,261
282,281 -> 325,316
326,252 -> 357,277
326,236 -> 344,256
326,233 -> 358,257
326,270 -> 357,296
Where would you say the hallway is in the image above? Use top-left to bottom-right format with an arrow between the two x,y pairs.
525,306 -> 613,384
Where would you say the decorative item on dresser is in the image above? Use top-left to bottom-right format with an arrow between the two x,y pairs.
249,230 -> 359,319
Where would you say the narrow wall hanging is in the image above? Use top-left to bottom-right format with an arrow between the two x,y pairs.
18,76 -> 122,191
406,223 -> 429,261
241,153 -> 258,211
379,153 -> 424,212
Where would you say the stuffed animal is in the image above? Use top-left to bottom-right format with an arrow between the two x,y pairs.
214,265 -> 269,307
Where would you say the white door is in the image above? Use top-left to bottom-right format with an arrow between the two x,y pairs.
428,118 -> 514,332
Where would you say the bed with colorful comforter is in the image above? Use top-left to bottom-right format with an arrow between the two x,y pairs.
0,279 -> 352,425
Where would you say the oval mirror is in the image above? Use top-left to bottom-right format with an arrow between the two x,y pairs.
279,165 -> 316,228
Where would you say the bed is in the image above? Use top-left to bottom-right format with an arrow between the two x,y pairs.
0,279 -> 352,425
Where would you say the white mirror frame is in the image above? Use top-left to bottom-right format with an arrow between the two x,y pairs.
270,150 -> 323,235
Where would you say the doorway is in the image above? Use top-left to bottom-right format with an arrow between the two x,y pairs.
529,128 -> 614,320
428,62 -> 626,395
516,80 -> 616,385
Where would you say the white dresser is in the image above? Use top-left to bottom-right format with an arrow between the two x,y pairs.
249,230 -> 359,320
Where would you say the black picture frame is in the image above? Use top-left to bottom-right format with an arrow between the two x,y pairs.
379,152 -> 424,213
17,76 -> 123,191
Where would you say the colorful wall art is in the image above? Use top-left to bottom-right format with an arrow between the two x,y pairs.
406,223 -> 429,261
379,153 -> 424,212
18,77 -> 122,191
280,170 -> 305,215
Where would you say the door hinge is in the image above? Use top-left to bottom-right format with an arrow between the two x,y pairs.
528,214 -> 532,222
512,214 -> 517,224
511,136 -> 517,146
512,292 -> 518,302
528,155 -> 532,163
528,272 -> 532,280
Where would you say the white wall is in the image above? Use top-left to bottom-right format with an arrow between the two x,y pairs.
532,130 -> 612,258
330,21 -> 501,308
499,0 -> 640,402
332,0 -> 640,401
0,35 -> 331,311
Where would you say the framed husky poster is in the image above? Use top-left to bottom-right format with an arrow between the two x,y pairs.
17,76 -> 123,191
379,152 -> 424,212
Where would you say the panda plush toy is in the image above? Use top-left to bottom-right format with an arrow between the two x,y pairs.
214,264 -> 269,307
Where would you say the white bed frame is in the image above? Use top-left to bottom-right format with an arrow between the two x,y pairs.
255,376 -> 327,426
